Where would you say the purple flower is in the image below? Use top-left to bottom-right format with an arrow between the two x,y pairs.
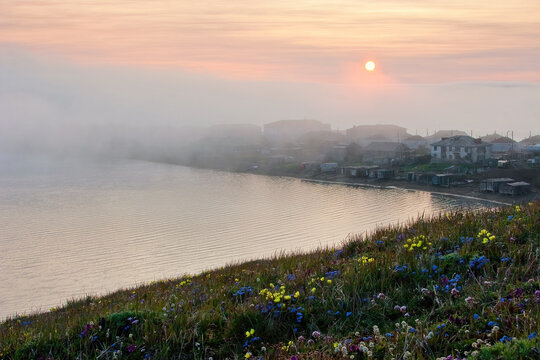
127,344 -> 136,353
312,330 -> 322,339
290,357 -> 298,360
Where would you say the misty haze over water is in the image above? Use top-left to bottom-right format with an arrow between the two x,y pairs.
0,155 -> 497,319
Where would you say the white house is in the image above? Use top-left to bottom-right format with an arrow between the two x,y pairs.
431,136 -> 491,163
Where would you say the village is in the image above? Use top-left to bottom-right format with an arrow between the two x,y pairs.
184,120 -> 540,201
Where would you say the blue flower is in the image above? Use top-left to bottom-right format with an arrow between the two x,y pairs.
499,335 -> 512,343
409,328 -> 415,333
346,312 -> 352,317
473,314 -> 480,320
528,332 -> 537,339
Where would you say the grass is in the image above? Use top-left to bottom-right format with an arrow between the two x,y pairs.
1,202 -> 539,359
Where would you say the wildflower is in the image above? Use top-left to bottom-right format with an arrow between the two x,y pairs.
528,332 -> 537,339
127,344 -> 136,353
473,314 -> 480,320
312,330 -> 322,339
400,306 -> 407,313
245,352 -> 252,359
499,335 -> 512,343
245,329 -> 255,338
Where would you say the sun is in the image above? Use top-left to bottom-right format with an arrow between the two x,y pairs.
365,61 -> 376,71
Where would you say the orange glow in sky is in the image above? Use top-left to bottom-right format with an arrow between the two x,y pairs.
1,1 -> 540,83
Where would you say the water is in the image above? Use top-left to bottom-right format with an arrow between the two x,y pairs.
0,155 -> 495,319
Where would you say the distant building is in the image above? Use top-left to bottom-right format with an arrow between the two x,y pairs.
519,135 -> 540,154
480,133 -> 504,143
264,119 -> 331,144
430,136 -> 491,163
479,178 -> 515,193
320,162 -> 339,172
426,130 -> 468,143
489,136 -> 519,153
403,135 -> 428,150
363,142 -> 410,164
499,182 -> 531,196
346,124 -> 409,145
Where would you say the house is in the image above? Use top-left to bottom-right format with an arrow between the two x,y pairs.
499,182 -> 531,196
403,135 -> 428,150
430,136 -> 491,163
263,119 -> 331,144
480,133 -> 504,143
479,178 -> 514,193
426,130 -> 468,143
363,142 -> 410,164
519,135 -> 540,154
488,137 -> 519,153
346,124 -> 409,145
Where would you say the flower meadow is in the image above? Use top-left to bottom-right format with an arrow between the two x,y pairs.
1,202 -> 539,359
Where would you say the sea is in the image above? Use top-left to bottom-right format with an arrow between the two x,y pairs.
0,154 -> 497,319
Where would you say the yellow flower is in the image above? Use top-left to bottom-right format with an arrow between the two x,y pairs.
245,352 -> 251,358
311,287 -> 316,293
294,291 -> 300,298
327,279 -> 332,284
284,295 -> 291,301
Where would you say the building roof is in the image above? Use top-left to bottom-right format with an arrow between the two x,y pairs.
426,130 -> 468,140
265,119 -> 328,128
519,135 -> 540,145
490,136 -> 516,144
346,124 -> 409,139
506,181 -> 531,187
481,178 -> 515,183
364,142 -> 409,152
480,133 -> 503,142
405,135 -> 426,141
431,135 -> 489,147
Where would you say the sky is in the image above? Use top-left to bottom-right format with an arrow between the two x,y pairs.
1,0 -> 539,150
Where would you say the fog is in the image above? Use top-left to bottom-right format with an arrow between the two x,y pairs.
1,47 -> 539,159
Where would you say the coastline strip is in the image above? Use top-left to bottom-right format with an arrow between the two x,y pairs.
301,178 -> 513,206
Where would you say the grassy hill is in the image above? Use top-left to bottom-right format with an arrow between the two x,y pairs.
1,202 -> 539,359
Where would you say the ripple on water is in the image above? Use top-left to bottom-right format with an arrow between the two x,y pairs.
0,158 -> 494,319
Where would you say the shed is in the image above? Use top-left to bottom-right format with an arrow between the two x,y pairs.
433,174 -> 462,187
375,169 -> 395,179
499,182 -> 531,196
479,178 -> 514,193
320,162 -> 339,173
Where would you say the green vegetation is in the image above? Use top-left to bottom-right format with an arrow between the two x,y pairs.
1,202 -> 539,359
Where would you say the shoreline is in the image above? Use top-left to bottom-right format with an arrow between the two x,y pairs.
301,178 -> 514,206
172,160 -> 537,206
